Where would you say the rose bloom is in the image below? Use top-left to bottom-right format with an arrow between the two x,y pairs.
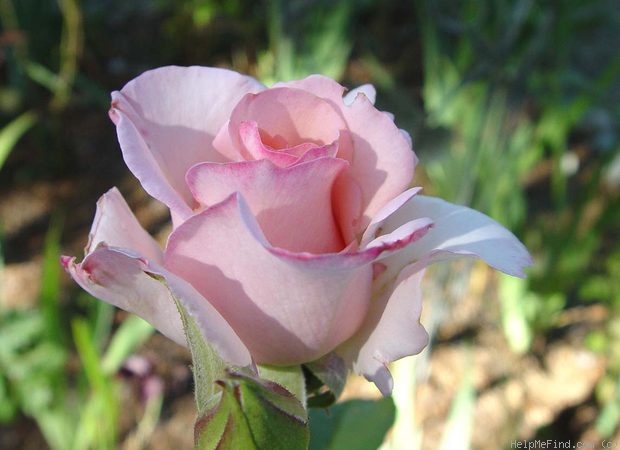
63,66 -> 531,394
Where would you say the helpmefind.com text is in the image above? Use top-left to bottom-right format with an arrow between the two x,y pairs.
510,440 -> 618,449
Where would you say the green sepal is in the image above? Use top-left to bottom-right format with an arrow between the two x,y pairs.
257,364 -> 306,406
229,369 -> 309,450
193,369 -> 309,450
170,285 -> 225,415
194,380 -> 256,450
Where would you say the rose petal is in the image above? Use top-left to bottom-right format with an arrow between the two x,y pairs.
63,247 -> 251,366
360,186 -> 423,247
339,266 -> 428,395
331,90 -> 416,224
109,66 -> 264,220
63,247 -> 186,346
365,218 -> 434,254
343,84 -> 376,106
237,121 -> 338,168
142,262 -> 252,367
164,193 -> 433,365
63,187 -> 250,365
332,173 -> 364,245
85,187 -> 162,263
377,195 -> 533,287
220,87 -> 348,162
279,75 -> 415,225
186,157 -> 348,253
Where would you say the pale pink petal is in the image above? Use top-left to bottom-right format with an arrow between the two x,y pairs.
338,91 -> 415,223
63,247 -> 251,366
274,76 -> 344,102
187,157 -> 348,254
332,173 -> 363,245
211,119 -> 241,161
238,121 -> 303,166
63,247 -> 185,346
295,142 -> 339,163
339,267 -> 428,395
343,84 -> 376,106
377,195 -> 533,287
163,193 -> 433,365
109,66 -> 264,219
85,187 -> 162,263
365,218 -> 434,254
280,75 -> 415,224
360,187 -> 423,247
236,121 -> 338,167
142,262 -> 252,366
110,110 -> 192,221
226,87 -> 347,158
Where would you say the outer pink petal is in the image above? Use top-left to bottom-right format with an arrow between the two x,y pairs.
62,187 -> 251,365
360,186 -> 423,247
63,247 -> 251,366
343,84 -> 376,106
377,195 -> 533,287
163,193 -> 433,365
280,75 -> 415,224
109,66 -> 264,220
142,261 -> 252,366
84,187 -> 162,262
63,247 -> 185,346
186,157 -> 347,253
339,267 -> 428,395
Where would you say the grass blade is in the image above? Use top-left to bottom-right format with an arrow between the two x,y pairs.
0,110 -> 37,170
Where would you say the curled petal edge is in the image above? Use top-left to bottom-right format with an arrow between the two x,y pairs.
63,245 -> 252,367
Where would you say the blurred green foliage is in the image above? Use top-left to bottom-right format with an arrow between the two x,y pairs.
0,0 -> 618,448
0,218 -> 156,449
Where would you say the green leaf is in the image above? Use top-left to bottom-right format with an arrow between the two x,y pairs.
0,376 -> 17,422
0,110 -> 37,170
0,311 -> 43,358
309,397 -> 395,450
71,317 -> 119,448
41,216 -> 64,346
100,315 -> 153,375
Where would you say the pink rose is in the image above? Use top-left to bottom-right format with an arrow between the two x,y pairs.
63,66 -> 531,394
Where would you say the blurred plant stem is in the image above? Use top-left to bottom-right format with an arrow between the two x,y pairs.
439,349 -> 475,450
52,0 -> 83,110
0,0 -> 27,66
380,357 -> 422,450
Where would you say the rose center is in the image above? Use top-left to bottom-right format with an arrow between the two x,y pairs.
258,128 -> 289,150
